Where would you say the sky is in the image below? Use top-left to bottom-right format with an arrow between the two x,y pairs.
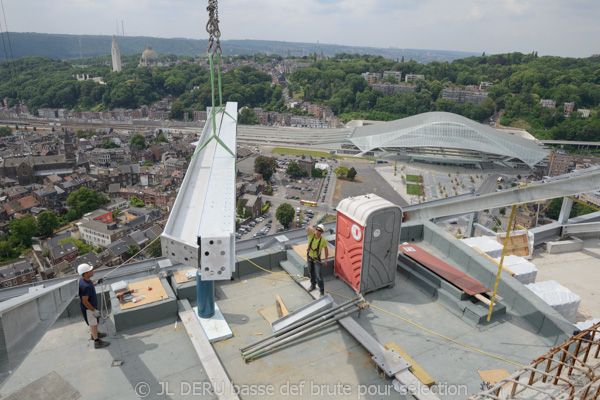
2,0 -> 599,58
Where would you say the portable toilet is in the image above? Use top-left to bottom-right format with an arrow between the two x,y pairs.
334,194 -> 402,294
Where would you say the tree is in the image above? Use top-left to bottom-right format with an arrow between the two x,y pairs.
129,196 -> 145,207
66,188 -> 109,218
0,126 -> 11,137
238,108 -> 257,125
334,165 -> 349,178
130,133 -> 146,149
0,241 -> 16,259
146,239 -> 162,258
154,134 -> 168,144
126,244 -> 140,259
37,211 -> 59,237
169,101 -> 184,120
254,156 -> 278,181
286,160 -> 303,177
237,198 -> 244,216
142,160 -> 153,167
347,167 -> 357,181
499,207 -> 506,216
8,214 -> 38,248
276,203 -> 295,228
112,209 -> 122,219
102,139 -> 120,149
311,168 -> 323,178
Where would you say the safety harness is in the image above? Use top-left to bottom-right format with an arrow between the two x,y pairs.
307,234 -> 324,262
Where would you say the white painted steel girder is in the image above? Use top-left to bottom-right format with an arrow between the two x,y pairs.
404,169 -> 600,221
161,103 -> 237,280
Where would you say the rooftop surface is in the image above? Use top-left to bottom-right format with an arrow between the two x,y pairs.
0,230 -> 584,399
531,237 -> 600,318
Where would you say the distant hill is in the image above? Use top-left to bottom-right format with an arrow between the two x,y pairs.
2,32 -> 477,63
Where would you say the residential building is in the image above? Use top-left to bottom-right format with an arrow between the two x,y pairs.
50,242 -> 79,266
578,109 -> 590,118
241,194 -> 262,218
442,87 -> 490,105
0,261 -> 37,288
78,219 -> 126,247
404,74 -> 425,82
382,71 -> 402,82
360,72 -> 382,85
564,102 -> 575,117
547,151 -> 574,177
540,99 -> 556,108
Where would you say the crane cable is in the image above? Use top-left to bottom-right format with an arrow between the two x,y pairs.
235,255 -> 525,368
191,0 -> 236,161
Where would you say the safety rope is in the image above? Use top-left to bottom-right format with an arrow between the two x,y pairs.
235,255 -> 525,368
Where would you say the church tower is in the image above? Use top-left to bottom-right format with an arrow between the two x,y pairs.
111,35 -> 122,72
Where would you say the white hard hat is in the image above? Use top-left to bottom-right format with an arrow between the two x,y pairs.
77,263 -> 93,275
316,224 -> 325,232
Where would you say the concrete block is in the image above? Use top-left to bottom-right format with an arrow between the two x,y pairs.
407,224 -> 424,242
448,244 -> 472,273
422,224 -> 433,244
110,276 -> 177,333
539,313 -> 573,346
546,236 -> 584,254
429,229 -> 451,257
267,248 -> 287,269
237,250 -> 270,278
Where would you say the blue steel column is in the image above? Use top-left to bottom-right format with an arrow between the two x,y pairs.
197,270 -> 215,318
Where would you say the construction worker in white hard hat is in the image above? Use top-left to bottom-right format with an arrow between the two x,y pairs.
305,223 -> 329,297
78,263 -> 110,349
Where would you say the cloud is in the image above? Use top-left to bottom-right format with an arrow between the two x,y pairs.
2,0 -> 598,57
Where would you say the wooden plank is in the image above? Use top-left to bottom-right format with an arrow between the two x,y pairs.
478,369 -> 509,384
275,294 -> 289,317
119,277 -> 169,310
472,247 -> 515,276
474,293 -> 495,307
385,343 -> 435,387
179,309 -> 239,400
399,244 -> 489,295
173,268 -> 197,284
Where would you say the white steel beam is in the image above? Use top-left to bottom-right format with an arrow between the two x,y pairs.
161,103 -> 237,280
562,221 -> 600,236
404,170 -> 600,221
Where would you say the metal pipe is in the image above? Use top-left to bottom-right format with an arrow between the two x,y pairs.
243,307 -> 361,361
241,303 -> 361,356
240,298 -> 362,353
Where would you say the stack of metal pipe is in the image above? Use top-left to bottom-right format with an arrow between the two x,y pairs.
241,297 -> 367,361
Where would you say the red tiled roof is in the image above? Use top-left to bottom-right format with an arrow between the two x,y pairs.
19,196 -> 40,210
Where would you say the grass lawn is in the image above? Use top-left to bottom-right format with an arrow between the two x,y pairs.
273,148 -> 337,158
321,214 -> 337,223
406,174 -> 421,183
407,184 -> 423,195
272,147 -> 375,161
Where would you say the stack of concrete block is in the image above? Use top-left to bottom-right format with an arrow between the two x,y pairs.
525,280 -> 581,323
494,255 -> 537,285
462,236 -> 504,258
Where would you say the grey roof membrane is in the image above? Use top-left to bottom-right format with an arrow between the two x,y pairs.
0,241 -> 571,399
